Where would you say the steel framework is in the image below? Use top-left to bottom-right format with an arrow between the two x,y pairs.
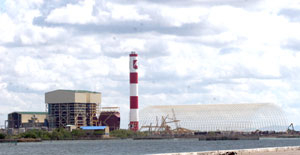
48,103 -> 99,129
140,103 -> 289,132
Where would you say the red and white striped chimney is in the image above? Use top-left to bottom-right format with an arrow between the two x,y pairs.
129,51 -> 139,131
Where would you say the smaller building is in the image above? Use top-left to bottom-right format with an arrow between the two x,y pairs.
99,107 -> 120,131
7,112 -> 47,129
80,126 -> 110,138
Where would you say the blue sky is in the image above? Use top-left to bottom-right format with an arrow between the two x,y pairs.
0,0 -> 5,13
0,0 -> 300,129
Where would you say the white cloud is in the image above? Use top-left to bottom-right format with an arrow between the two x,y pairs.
108,3 -> 150,21
46,0 -> 150,25
120,39 -> 146,52
0,13 -> 16,42
158,6 -> 208,27
208,5 -> 300,48
46,0 -> 96,24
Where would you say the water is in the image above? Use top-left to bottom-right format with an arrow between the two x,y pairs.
1,138 -> 300,155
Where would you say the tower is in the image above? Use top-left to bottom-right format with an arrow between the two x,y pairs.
129,51 -> 139,131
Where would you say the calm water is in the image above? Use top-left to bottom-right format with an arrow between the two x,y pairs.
1,138 -> 300,155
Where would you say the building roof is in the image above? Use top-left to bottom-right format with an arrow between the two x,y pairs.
48,89 -> 101,94
11,112 -> 48,115
140,103 -> 289,132
80,126 -> 106,130
45,89 -> 101,104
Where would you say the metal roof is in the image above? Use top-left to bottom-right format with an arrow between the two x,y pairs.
140,103 -> 289,132
11,112 -> 48,115
56,89 -> 101,94
80,126 -> 106,130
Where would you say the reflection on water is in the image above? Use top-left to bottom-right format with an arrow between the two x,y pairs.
1,138 -> 300,155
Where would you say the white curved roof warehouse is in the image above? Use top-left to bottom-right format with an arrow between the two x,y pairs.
139,103 -> 288,132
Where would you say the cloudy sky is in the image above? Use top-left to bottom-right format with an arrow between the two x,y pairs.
1,0 -> 300,129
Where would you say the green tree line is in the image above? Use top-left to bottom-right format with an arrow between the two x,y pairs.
1,129 -> 147,140
17,128 -> 86,140
0,133 -> 6,139
110,129 -> 147,138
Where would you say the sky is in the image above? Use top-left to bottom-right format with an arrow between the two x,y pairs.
1,0 -> 300,129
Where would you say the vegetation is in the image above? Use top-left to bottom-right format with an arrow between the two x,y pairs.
71,129 -> 85,138
110,129 -> 147,138
3,128 -> 147,140
110,129 -> 134,138
19,129 -> 52,140
15,128 -> 108,140
17,128 -> 77,140
0,133 -> 6,139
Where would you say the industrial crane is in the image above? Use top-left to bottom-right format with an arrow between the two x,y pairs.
287,123 -> 295,134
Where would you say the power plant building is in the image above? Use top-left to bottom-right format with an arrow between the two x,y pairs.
139,103 -> 289,132
45,90 -> 101,129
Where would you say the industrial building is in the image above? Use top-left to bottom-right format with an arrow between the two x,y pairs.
139,103 -> 289,132
7,112 -> 47,129
98,107 -> 120,131
45,90 -> 101,129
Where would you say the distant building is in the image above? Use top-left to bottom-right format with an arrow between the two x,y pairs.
140,103 -> 289,132
7,112 -> 47,129
98,107 -> 120,131
45,89 -> 101,129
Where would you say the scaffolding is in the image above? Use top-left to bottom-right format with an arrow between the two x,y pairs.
48,103 -> 99,129
45,90 -> 101,129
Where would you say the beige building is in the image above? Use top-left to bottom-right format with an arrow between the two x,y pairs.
45,89 -> 101,129
8,112 -> 47,128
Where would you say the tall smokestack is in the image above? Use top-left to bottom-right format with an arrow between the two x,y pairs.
129,51 -> 139,131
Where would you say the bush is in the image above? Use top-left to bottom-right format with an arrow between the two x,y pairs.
50,130 -> 64,140
18,129 -> 52,140
23,132 -> 37,138
71,129 -> 85,137
94,130 -> 104,135
110,129 -> 148,138
0,133 -> 6,139
50,128 -> 72,140
110,129 -> 135,138
134,131 -> 148,137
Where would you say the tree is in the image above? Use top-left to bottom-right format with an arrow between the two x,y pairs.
0,133 -> 5,139
71,129 -> 85,137
110,129 -> 134,138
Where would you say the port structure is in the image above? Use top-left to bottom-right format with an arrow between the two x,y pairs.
140,109 -> 192,135
140,103 -> 289,132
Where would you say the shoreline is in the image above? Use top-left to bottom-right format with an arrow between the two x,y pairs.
2,136 -> 300,143
0,137 -> 121,143
151,146 -> 300,155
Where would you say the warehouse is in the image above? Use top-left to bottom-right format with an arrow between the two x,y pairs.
7,112 -> 47,129
45,89 -> 101,129
139,103 -> 289,132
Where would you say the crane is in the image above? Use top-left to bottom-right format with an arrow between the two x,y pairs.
287,123 -> 295,134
